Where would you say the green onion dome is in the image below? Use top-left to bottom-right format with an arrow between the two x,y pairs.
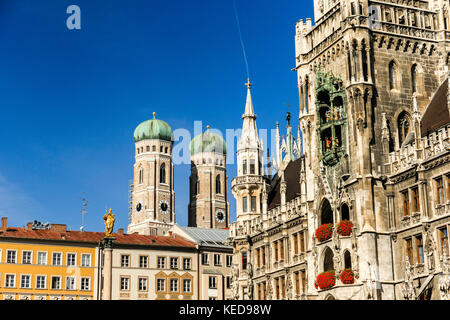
134,113 -> 173,143
190,128 -> 227,156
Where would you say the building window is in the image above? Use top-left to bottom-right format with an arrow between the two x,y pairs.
209,276 -> 217,289
216,175 -> 221,194
66,276 -> 76,290
250,159 -> 255,174
158,257 -> 166,269
51,276 -> 61,290
139,168 -> 144,184
195,180 -> 200,195
293,234 -> 298,255
279,240 -> 284,260
255,248 -> 260,268
243,196 -> 248,212
226,276 -> 232,289
274,242 -> 279,261
52,253 -> 62,266
214,254 -> 222,266
170,257 -> 179,269
300,231 -> 305,252
183,258 -> 191,270
301,270 -> 306,293
439,227 -> 449,256
6,250 -> 16,264
294,272 -> 300,295
22,251 -> 32,264
5,274 -> 16,288
121,255 -> 130,267
251,196 -> 256,212
157,279 -> 165,292
138,277 -> 148,291
415,235 -> 424,264
406,238 -> 414,264
344,251 -> 352,269
81,277 -> 90,291
397,112 -> 410,147
226,255 -> 232,267
160,163 -> 166,184
67,253 -> 76,266
401,190 -> 410,216
242,251 -> 247,270
36,275 -> 46,289
120,277 -> 130,291
436,177 -> 445,205
146,145 -> 150,152
165,147 -> 168,154
243,160 -> 248,175
81,254 -> 91,267
170,279 -> 179,292
183,279 -> 191,293
37,252 -> 47,265
262,248 -> 266,266
411,64 -> 418,93
411,187 -> 420,213
21,275 -> 31,289
139,256 -> 148,268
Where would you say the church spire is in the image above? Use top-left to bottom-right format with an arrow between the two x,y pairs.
243,78 -> 256,118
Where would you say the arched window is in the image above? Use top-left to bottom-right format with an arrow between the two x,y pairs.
165,147 -> 168,154
411,64 -> 418,93
389,61 -> 397,90
341,203 -> 350,221
321,199 -> 334,225
146,146 -> 150,152
160,146 -> 163,153
323,247 -> 334,272
152,145 -> 156,152
344,251 -> 352,269
196,180 -> 200,195
215,175 -> 221,194
397,111 -> 411,146
139,168 -> 144,184
160,163 -> 166,184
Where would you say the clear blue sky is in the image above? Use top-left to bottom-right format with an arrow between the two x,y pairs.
0,0 -> 314,232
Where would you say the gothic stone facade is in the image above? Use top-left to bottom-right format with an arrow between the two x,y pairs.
229,0 -> 450,300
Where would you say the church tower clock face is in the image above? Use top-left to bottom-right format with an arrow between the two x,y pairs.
215,209 -> 225,223
159,200 -> 169,214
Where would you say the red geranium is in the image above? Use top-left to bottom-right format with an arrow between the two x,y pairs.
315,224 -> 333,242
339,268 -> 355,284
336,220 -> 353,236
316,271 -> 336,290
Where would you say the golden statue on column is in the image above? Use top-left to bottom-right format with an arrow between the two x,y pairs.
103,208 -> 116,238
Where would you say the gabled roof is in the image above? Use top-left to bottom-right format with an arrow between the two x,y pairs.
0,227 -> 196,248
420,78 -> 450,137
175,226 -> 231,249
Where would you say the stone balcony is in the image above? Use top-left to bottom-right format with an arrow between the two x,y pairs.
231,175 -> 268,192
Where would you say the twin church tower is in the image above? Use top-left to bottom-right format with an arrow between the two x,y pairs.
127,80 -> 265,235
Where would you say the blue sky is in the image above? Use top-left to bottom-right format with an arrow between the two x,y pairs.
0,0 -> 314,232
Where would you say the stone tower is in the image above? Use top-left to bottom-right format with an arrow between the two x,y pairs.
232,80 -> 270,222
188,127 -> 229,229
127,112 -> 175,236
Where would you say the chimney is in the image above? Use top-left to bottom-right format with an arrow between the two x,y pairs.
50,224 -> 67,233
27,222 -> 33,231
1,217 -> 7,231
118,228 -> 124,235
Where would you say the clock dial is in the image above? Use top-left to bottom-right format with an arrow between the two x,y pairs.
159,200 -> 169,214
215,210 -> 225,223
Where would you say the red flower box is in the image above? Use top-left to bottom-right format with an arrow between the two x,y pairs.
339,268 -> 355,284
315,224 -> 333,242
315,271 -> 336,290
336,220 -> 353,237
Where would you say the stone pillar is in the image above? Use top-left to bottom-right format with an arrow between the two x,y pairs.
102,237 -> 115,300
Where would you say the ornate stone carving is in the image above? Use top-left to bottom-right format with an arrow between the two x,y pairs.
439,244 -> 450,300
402,256 -> 416,300
231,263 -> 240,300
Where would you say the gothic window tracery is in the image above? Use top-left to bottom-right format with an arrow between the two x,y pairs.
216,175 -> 221,194
397,111 -> 411,147
323,247 -> 334,272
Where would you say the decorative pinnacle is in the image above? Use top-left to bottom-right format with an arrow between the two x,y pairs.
206,125 -> 211,130
152,112 -> 156,119
245,78 -> 252,89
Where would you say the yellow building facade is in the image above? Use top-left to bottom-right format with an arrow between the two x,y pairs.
0,218 -> 100,300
